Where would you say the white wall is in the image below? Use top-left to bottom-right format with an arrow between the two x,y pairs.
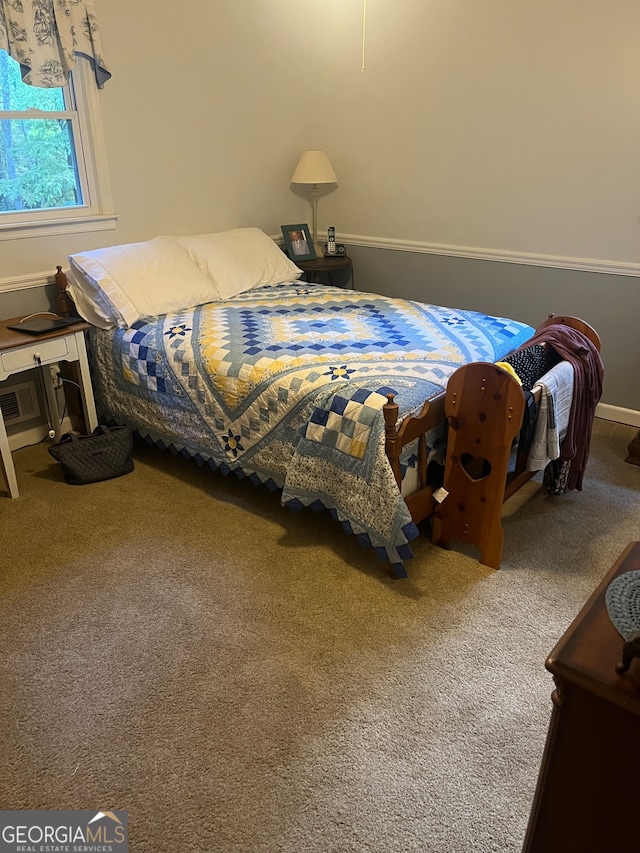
4,0 -> 638,276
312,0 -> 640,266
2,0 -> 639,409
2,0 -> 320,278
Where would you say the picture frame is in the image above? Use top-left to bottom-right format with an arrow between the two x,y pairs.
281,223 -> 316,260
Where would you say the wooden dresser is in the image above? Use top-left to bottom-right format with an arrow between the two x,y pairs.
522,541 -> 640,853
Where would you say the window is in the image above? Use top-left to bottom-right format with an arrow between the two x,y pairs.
0,50 -> 115,238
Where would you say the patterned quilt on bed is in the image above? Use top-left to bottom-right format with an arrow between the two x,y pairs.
88,281 -> 534,575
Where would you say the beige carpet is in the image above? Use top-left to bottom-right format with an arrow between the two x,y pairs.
1,419 -> 639,852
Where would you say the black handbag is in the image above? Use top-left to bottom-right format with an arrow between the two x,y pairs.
48,424 -> 134,485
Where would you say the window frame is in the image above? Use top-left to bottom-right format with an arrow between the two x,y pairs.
0,56 -> 116,240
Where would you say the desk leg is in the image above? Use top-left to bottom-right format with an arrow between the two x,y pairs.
0,409 -> 19,498
74,331 -> 98,433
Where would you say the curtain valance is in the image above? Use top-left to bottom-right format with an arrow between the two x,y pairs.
0,0 -> 110,88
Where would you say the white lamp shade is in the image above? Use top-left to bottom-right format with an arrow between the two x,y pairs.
291,150 -> 337,185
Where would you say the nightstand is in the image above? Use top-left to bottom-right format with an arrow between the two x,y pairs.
296,255 -> 354,289
0,316 -> 99,498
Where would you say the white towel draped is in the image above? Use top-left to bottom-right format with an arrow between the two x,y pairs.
527,361 -> 575,472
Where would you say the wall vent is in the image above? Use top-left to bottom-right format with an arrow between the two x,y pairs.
0,380 -> 40,426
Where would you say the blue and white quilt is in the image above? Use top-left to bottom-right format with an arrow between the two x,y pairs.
88,281 -> 534,575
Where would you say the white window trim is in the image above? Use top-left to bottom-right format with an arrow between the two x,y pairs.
0,58 -> 117,241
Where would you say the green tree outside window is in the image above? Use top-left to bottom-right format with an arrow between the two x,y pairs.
0,50 -> 83,214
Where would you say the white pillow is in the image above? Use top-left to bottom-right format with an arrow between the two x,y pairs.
68,238 -> 220,328
177,227 -> 302,299
65,265 -> 118,330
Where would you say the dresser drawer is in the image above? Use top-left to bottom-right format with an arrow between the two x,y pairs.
0,335 -> 71,374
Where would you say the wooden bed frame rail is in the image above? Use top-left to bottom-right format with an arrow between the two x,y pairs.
383,392 -> 445,524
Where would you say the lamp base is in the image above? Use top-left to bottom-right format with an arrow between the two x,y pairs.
312,241 -> 324,258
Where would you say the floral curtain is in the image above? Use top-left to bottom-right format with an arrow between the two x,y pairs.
0,0 -> 110,88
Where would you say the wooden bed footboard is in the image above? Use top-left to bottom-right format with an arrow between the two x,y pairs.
383,367 -> 539,558
384,314 -> 601,571
430,362 -> 527,570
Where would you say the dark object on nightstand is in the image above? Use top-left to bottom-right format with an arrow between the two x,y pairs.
7,316 -> 80,335
522,542 -> 640,853
323,242 -> 346,256
296,255 -> 354,289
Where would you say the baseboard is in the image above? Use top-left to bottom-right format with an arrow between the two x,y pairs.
595,403 -> 640,428
7,423 -> 49,452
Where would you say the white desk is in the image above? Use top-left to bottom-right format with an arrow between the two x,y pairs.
0,317 -> 98,498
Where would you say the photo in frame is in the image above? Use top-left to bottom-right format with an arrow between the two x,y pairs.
281,223 -> 316,260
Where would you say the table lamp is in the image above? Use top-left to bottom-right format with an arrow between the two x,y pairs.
290,150 -> 337,256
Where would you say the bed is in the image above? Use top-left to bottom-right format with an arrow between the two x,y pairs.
53,228 -> 603,578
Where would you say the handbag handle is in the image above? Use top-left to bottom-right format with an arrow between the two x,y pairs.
59,425 -> 112,444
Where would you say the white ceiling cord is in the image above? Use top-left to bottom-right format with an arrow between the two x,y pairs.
361,0 -> 367,71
